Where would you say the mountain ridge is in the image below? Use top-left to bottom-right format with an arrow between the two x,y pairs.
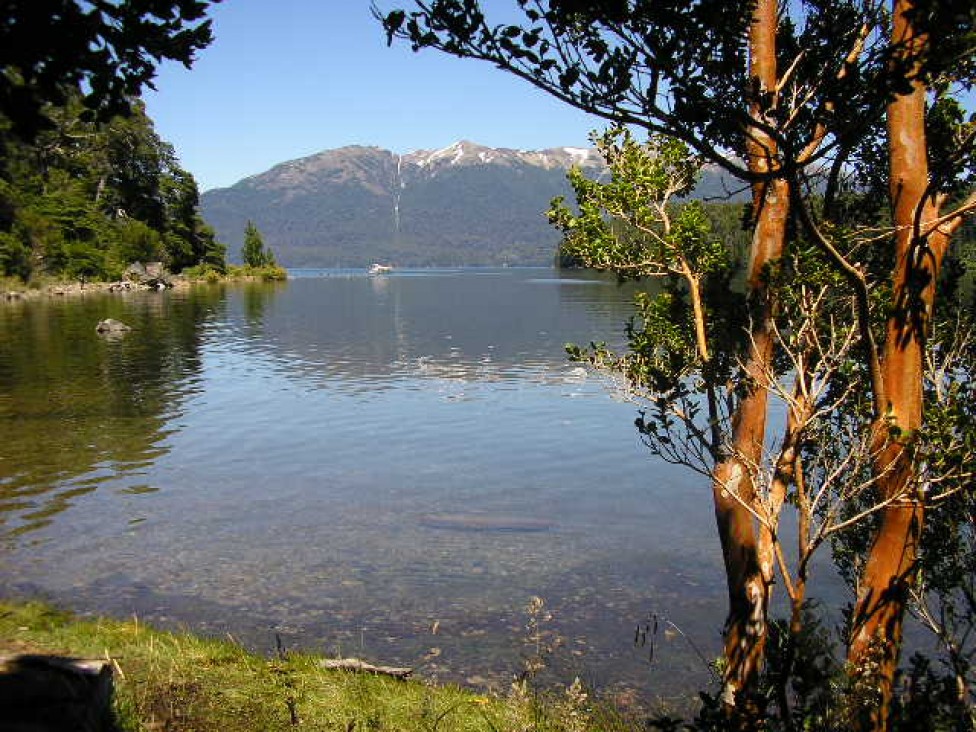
201,141 -> 738,267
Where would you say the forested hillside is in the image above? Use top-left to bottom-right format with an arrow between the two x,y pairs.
0,95 -> 225,283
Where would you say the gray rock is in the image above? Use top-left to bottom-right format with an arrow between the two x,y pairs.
95,319 -> 132,335
123,262 -> 147,281
145,261 -> 165,278
124,261 -> 173,289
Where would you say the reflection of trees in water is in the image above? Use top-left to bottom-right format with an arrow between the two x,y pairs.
242,280 -> 286,327
0,287 -> 227,537
552,270 -> 653,322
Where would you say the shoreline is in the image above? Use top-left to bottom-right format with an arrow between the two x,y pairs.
0,598 -> 639,731
1,271 -> 286,304
1,278 -> 193,303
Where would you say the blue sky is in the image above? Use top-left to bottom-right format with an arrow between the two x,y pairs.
144,1 -> 975,193
143,1 -> 599,191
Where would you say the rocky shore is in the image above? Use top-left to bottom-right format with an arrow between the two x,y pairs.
2,278 -> 192,303
1,261 -> 192,303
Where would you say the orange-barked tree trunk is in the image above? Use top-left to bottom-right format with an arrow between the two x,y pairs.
847,1 -> 953,728
714,0 -> 789,715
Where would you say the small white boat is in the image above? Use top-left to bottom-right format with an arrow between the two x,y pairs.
368,263 -> 393,275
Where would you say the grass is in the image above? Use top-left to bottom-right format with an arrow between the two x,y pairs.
0,600 -> 637,732
225,263 -> 289,281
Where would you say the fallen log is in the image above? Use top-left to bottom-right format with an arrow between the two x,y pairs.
319,658 -> 412,679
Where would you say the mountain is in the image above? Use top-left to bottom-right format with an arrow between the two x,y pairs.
200,140 -> 738,268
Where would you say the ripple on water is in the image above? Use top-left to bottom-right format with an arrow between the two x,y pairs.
0,271 -> 760,706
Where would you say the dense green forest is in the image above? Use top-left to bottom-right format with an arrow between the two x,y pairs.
0,94 -> 226,283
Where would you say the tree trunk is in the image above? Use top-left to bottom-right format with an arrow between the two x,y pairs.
715,0 -> 788,715
847,1 -> 951,728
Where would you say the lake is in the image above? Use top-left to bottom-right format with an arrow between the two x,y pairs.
0,268 -> 732,706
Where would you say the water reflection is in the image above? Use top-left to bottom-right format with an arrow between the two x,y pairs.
0,270 -> 728,706
0,288 -> 225,538
224,269 -> 640,396
242,280 -> 285,328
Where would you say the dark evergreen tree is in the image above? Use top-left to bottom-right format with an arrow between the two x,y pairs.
241,220 -> 273,268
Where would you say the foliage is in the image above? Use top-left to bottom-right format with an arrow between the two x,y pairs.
377,0 -> 749,167
0,0 -> 219,140
227,263 -> 289,282
241,219 -> 276,268
654,608 -> 975,731
181,262 -> 225,283
556,200 -> 750,271
0,95 -> 226,281
380,4 -> 976,726
898,313 -> 976,727
552,122 -> 976,725
376,0 -> 908,181
891,654 -> 975,732
550,128 -> 744,472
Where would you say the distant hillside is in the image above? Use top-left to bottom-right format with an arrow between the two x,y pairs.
201,141 -> 741,267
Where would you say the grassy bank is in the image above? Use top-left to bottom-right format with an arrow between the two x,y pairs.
187,263 -> 289,282
0,601 -> 633,732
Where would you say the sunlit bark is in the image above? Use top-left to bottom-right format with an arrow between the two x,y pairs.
847,1 -> 953,728
714,0 -> 789,714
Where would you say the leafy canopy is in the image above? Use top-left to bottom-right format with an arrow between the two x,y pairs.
550,128 -> 744,466
0,95 -> 225,281
0,0 -> 220,139
377,0 -> 904,180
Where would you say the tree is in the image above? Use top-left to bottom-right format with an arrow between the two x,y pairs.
0,0 -> 220,140
835,1 -> 976,726
376,0 -> 869,716
162,163 -> 227,272
550,126 -> 894,729
241,220 -> 274,268
377,1 -> 975,726
0,90 -> 226,280
0,3 -> 224,280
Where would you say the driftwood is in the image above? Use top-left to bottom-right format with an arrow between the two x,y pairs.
319,658 -> 413,679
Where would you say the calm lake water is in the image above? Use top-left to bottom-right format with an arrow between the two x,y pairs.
0,268 -> 735,704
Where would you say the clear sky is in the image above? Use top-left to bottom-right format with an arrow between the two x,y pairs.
143,1 -> 600,192
144,1 -> 975,193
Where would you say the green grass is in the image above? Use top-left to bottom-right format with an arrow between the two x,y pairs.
0,600 -> 635,732
225,263 -> 289,281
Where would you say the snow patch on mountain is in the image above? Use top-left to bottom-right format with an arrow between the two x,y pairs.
563,147 -> 590,163
401,140 -> 602,174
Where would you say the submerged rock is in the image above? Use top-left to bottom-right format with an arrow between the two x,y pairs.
95,319 -> 132,335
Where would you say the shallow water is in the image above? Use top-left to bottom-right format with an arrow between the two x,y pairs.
0,269 -> 737,704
